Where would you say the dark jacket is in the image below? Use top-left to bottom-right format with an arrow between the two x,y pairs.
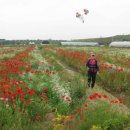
86,58 -> 99,73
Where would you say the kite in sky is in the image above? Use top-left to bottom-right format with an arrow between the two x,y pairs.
76,9 -> 89,23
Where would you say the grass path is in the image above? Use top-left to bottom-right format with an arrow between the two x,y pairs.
55,59 -> 76,76
53,57 -> 130,115
40,46 -> 130,129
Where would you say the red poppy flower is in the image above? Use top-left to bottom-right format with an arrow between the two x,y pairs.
103,94 -> 108,99
35,115 -> 42,120
118,98 -> 122,103
69,115 -> 75,119
84,104 -> 88,107
74,109 -> 79,114
43,88 -> 48,93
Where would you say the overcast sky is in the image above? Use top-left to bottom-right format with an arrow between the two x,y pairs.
0,0 -> 130,40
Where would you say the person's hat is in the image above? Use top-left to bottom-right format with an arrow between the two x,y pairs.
90,52 -> 95,56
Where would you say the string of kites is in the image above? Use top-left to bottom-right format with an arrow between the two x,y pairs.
76,9 -> 89,23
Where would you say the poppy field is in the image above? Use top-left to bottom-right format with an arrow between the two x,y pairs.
0,44 -> 130,130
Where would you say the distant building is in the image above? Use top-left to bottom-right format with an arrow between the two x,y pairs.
109,41 -> 130,48
29,42 -> 35,45
61,42 -> 99,46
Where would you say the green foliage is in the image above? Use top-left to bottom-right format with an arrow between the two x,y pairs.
90,125 -> 102,130
37,45 -> 43,50
26,98 -> 49,121
0,106 -> 31,130
71,102 -> 130,130
70,76 -> 86,99
102,118 -> 125,130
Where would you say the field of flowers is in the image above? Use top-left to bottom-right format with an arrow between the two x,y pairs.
46,46 -> 130,91
0,45 -> 130,130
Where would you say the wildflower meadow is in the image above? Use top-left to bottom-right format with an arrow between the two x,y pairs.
0,44 -> 130,130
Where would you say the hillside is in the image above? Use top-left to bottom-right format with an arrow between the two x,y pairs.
71,34 -> 130,45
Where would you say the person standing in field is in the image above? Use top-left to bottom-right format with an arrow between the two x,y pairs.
86,52 -> 99,88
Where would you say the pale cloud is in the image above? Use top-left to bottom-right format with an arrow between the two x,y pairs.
0,0 -> 130,40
